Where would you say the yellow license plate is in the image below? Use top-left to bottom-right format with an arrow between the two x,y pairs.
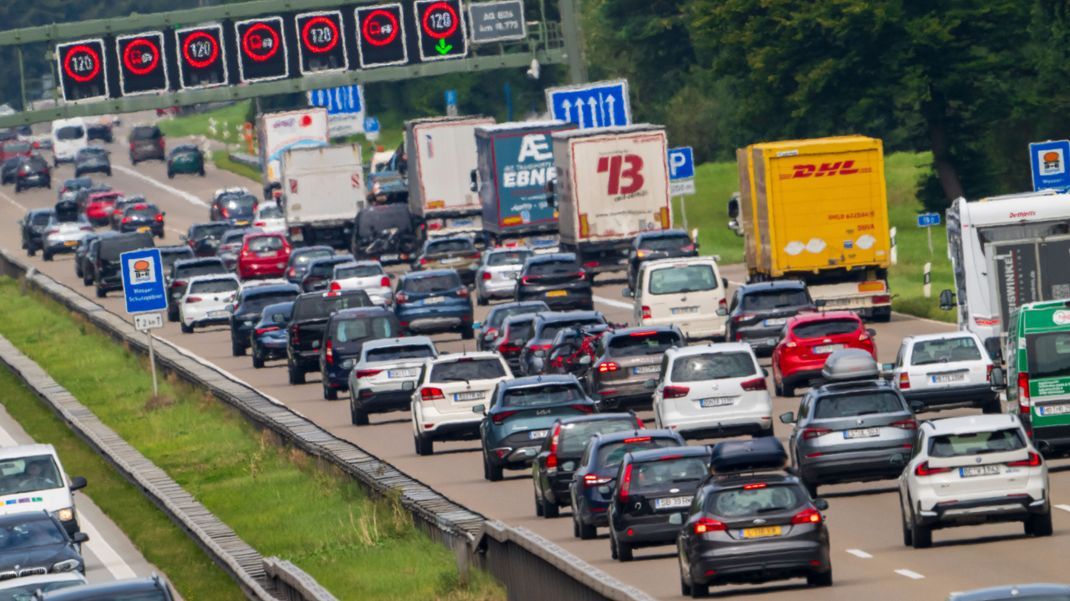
741,526 -> 782,539
137,226 -> 150,233
64,240 -> 78,247
547,290 -> 568,297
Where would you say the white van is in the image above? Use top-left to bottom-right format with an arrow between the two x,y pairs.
51,118 -> 88,165
628,256 -> 728,341
0,444 -> 87,535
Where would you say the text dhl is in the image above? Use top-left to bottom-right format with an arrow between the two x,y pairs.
780,160 -> 873,180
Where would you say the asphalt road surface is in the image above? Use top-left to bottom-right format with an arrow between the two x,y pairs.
2,119 -> 1067,600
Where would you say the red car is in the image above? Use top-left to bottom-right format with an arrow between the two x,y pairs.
84,190 -> 122,227
237,233 -> 291,280
771,311 -> 876,396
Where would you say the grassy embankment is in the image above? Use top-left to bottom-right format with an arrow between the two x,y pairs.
0,277 -> 504,601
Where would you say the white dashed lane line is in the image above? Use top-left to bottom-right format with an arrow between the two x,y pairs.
112,164 -> 209,208
895,569 -> 926,580
592,295 -> 633,311
1055,504 -> 1070,513
0,189 -> 27,211
845,548 -> 873,559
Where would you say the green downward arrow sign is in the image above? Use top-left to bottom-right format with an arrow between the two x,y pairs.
435,38 -> 453,55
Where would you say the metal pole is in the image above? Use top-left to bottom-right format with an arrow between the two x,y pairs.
558,0 -> 588,83
678,195 -> 688,231
147,331 -> 158,398
927,225 -> 933,256
16,47 -> 28,112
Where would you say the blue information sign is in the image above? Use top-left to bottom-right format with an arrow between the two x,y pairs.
668,147 -> 695,181
1029,140 -> 1070,192
120,248 -> 168,314
916,213 -> 941,227
546,79 -> 631,130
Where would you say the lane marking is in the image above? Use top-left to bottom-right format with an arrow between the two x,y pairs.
0,189 -> 27,211
112,164 -> 208,208
1055,504 -> 1070,513
593,295 -> 633,311
845,548 -> 873,559
895,569 -> 925,580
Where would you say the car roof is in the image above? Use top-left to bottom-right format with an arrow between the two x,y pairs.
707,471 -> 797,489
330,307 -> 394,320
488,301 -> 548,314
604,326 -> 679,341
487,246 -> 532,254
173,257 -> 224,268
812,379 -> 895,396
591,428 -> 679,448
667,342 -> 753,358
186,274 -> 239,284
241,283 -> 299,297
308,255 -> 354,266
503,313 -> 538,325
787,310 -> 858,325
402,269 -> 459,279
739,280 -> 807,292
158,246 -> 193,255
244,231 -> 284,240
41,576 -> 169,600
556,413 -> 638,427
502,374 -> 580,389
923,414 -> 1021,435
637,229 -> 689,240
525,252 -> 577,264
948,584 -> 1070,601
361,336 -> 435,351
535,310 -> 603,324
0,443 -> 57,460
627,445 -> 709,463
905,331 -> 982,344
430,351 -> 502,363
336,260 -> 381,269
27,208 -> 54,215
427,236 -> 475,245
641,255 -> 718,269
260,301 -> 293,313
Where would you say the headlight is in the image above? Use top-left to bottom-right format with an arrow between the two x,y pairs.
55,508 -> 74,522
52,559 -> 80,572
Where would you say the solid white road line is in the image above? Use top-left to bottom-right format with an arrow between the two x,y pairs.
0,189 -> 27,211
593,295 -> 633,311
895,569 -> 925,580
1055,504 -> 1070,513
845,548 -> 873,559
112,164 -> 208,208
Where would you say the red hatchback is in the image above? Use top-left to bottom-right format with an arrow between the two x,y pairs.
84,190 -> 122,227
771,311 -> 876,396
237,233 -> 291,280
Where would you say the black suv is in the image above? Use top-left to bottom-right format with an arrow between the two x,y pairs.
229,283 -> 302,356
352,203 -> 418,265
475,301 -> 549,352
627,229 -> 698,291
210,190 -> 257,226
286,289 -> 372,384
319,307 -> 402,400
19,208 -> 54,256
519,311 -> 607,376
93,231 -> 155,297
182,222 -> 231,257
725,280 -> 816,355
167,257 -> 228,321
515,253 -> 593,311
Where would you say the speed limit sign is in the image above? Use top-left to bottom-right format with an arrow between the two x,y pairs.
56,39 -> 109,102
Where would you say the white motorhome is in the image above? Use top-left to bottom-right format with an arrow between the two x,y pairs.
944,190 -> 1070,356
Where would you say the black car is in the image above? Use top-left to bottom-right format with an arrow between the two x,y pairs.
285,246 -> 334,284
496,313 -> 539,375
182,222 -> 231,257
519,311 -> 607,376
79,233 -> 119,286
74,232 -> 104,280
0,511 -> 88,577
166,258 -> 228,321
532,412 -> 644,518
677,438 -> 832,596
301,255 -> 356,293
627,229 -> 698,291
85,121 -> 113,143
475,301 -> 550,352
19,208 -> 54,256
286,289 -> 372,384
129,124 -> 165,164
319,307 -> 402,400
229,283 -> 301,356
210,190 -> 257,226
608,445 -> 710,561
515,253 -> 594,311
1,156 -> 22,185
251,301 -> 294,369
93,232 -> 156,298
351,203 -> 419,265
109,195 -> 147,230
14,155 -> 51,192
584,326 -> 684,409
40,574 -> 176,601
157,245 -> 195,283
569,429 -> 685,540
118,203 -> 165,238
725,280 -> 817,355
73,147 -> 111,178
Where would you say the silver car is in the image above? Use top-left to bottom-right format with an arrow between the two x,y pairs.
347,336 -> 438,426
475,248 -> 533,306
41,216 -> 93,261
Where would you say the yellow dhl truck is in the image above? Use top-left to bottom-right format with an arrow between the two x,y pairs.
729,135 -> 893,321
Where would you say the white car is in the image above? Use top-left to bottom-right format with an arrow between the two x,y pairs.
898,414 -> 1050,549
330,261 -> 393,306
253,203 -> 287,235
887,332 -> 1000,414
41,216 -> 93,261
0,572 -> 86,596
179,274 -> 240,333
0,444 -> 87,536
475,248 -> 534,305
348,337 -> 438,426
652,343 -> 773,439
630,257 -> 728,341
412,352 -> 512,455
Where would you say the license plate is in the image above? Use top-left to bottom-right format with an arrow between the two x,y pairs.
633,365 -> 661,375
960,465 -> 1001,478
423,296 -> 444,304
741,525 -> 782,539
764,318 -> 787,326
844,427 -> 880,439
388,369 -> 418,378
380,254 -> 399,261
700,397 -> 735,408
814,344 -> 845,354
454,391 -> 483,401
529,429 -> 549,440
672,306 -> 699,315
930,373 -> 966,384
1039,404 -> 1070,416
654,496 -> 693,510
137,226 -> 150,233
208,310 -> 229,318
547,290 -> 568,297
451,219 -> 474,227
64,240 -> 78,247
441,257 -> 462,264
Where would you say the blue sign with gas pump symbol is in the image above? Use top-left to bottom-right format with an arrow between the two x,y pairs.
120,248 -> 167,314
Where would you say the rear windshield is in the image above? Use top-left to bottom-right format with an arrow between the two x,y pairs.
55,126 -> 84,140
911,337 -> 983,365
191,223 -> 229,240
127,206 -> 160,218
607,332 -> 681,357
792,319 -> 860,339
336,264 -> 383,279
1026,332 -> 1070,378
189,279 -> 239,294
310,260 -> 347,277
160,249 -> 193,270
241,292 -> 297,314
595,437 -> 679,469
648,264 -> 717,295
488,251 -> 532,267
357,206 -> 411,237
100,235 -> 153,260
488,305 -> 542,329
501,384 -> 585,408
430,358 -> 506,382
813,391 -> 905,419
30,212 -> 52,226
333,317 -> 399,342
258,205 -> 283,218
176,262 -> 226,278
558,418 -> 637,455
292,292 -> 369,320
293,249 -> 333,265
630,457 -> 708,493
366,344 -> 434,362
131,126 -> 160,140
79,147 -> 107,157
541,318 -> 604,340
427,239 -> 475,254
528,260 -> 579,277
260,305 -> 293,325
403,274 -> 461,293
706,484 -> 805,518
223,196 -> 257,215
927,428 -> 1026,458
741,288 -> 810,311
640,234 -> 691,251
505,320 -> 534,341
247,236 -> 284,253
0,454 -> 62,495
670,352 -> 756,382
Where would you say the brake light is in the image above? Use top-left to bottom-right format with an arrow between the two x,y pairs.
419,257 -> 428,266
914,461 -> 952,476
329,281 -> 342,292
289,326 -> 299,345
546,424 -> 561,472
583,474 -> 612,487
254,221 -> 266,227
791,507 -> 823,525
576,270 -> 587,281
986,364 -> 994,383
641,306 -> 651,320
891,418 -> 917,430
380,276 -> 390,287
468,252 -> 481,260
395,292 -> 409,304
663,385 -> 689,399
324,339 -> 334,365
529,343 -> 552,352
1018,372 -> 1031,416
255,326 -> 279,335
481,272 -> 492,280
112,208 -> 122,216
420,387 -> 445,402
743,483 -> 766,490
355,369 -> 382,379
520,275 -> 534,285
129,142 -> 136,151
570,403 -> 595,414
155,214 -> 164,222
491,410 -> 518,425
185,296 -> 202,303
898,372 -> 910,390
121,217 -> 130,224
623,436 -> 651,444
740,377 -> 766,391
597,361 -> 619,373
1007,451 -> 1042,468
618,464 -> 633,501
801,427 -> 830,440
457,287 -> 469,297
629,330 -> 657,337
498,342 -> 521,353
693,517 -> 726,535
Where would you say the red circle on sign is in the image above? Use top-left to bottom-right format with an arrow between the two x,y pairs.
123,38 -> 160,76
362,9 -> 400,47
301,16 -> 339,54
63,44 -> 101,84
422,2 -> 459,39
242,22 -> 280,62
182,31 -> 220,69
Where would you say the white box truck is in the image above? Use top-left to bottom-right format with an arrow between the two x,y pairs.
551,125 -> 673,281
405,115 -> 495,239
280,144 -> 365,249
256,107 -> 329,199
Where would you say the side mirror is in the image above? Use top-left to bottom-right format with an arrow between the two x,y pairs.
469,169 -> 478,192
472,404 -> 486,415
762,368 -> 769,377
71,532 -> 89,544
388,273 -> 396,279
69,476 -> 87,491
472,321 -> 482,330
778,411 -> 795,424
727,196 -> 740,219
621,287 -> 633,298
991,367 -> 1006,388
866,328 -> 877,338
578,355 -> 592,365
984,338 -> 1003,363
938,289 -> 955,311
722,277 -> 729,289
909,400 -> 926,414
812,498 -> 829,510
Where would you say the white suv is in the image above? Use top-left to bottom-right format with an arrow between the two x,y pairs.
887,332 -> 1000,414
898,414 -> 1050,549
347,337 -> 438,426
652,343 -> 773,439
411,352 -> 512,455
178,274 -> 240,333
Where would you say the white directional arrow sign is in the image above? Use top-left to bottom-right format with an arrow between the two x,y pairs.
561,99 -> 572,123
605,95 -> 616,126
587,97 -> 598,127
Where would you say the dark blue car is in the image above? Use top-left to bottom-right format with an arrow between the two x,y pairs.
318,307 -> 402,400
229,283 -> 301,356
250,301 -> 293,369
394,269 -> 474,339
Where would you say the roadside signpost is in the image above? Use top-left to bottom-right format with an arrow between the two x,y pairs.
1029,139 -> 1070,192
668,147 -> 696,230
445,89 -> 458,116
917,212 -> 941,256
364,116 -> 381,142
469,1 -> 527,43
546,79 -> 631,130
120,248 -> 167,397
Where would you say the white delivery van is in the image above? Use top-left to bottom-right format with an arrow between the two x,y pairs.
630,256 -> 728,341
51,118 -> 88,165
0,444 -> 87,535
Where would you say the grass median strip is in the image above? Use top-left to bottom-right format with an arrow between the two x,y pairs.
0,278 -> 504,601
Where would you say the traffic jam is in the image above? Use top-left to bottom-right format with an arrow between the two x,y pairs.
6,104 -> 1068,600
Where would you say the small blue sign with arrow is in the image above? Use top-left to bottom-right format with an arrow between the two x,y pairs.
916,213 -> 941,227
546,79 -> 631,130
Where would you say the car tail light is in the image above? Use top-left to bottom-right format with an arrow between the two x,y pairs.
155,214 -> 164,222
121,217 -> 131,224
529,343 -> 552,353
468,252 -> 481,260
597,361 -> 618,373
693,517 -> 726,535
157,137 -> 165,148
419,257 -> 428,266
395,292 -> 409,304
185,296 -> 202,303
801,427 -> 830,440
791,507 -> 823,525
576,270 -> 587,281
682,243 -> 695,252
1018,372 -> 1031,416
583,261 -> 599,268
629,330 -> 657,337
288,267 -> 297,278
914,461 -> 952,476
324,339 -> 334,365
355,369 -> 382,379
618,464 -> 634,501
872,295 -> 891,305
986,364 -> 994,383
740,377 -> 766,391
289,326 -> 299,346
255,326 -> 279,335
220,207 -> 229,218
891,418 -> 917,430
420,387 -> 445,402
1007,451 -> 1042,468
733,313 -> 755,323
380,276 -> 391,287
546,424 -> 561,471
491,410 -> 518,425
498,342 -> 521,353
112,208 -> 122,216
583,474 -> 612,487
129,142 -> 136,151
718,298 -> 727,313
457,287 -> 469,297
570,403 -> 594,414
663,385 -> 689,399
898,372 -> 910,390
641,306 -> 651,320
743,482 -> 766,490
329,281 -> 342,292
520,275 -> 535,285
482,272 -> 493,280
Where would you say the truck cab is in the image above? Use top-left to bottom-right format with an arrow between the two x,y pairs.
1006,300 -> 1070,457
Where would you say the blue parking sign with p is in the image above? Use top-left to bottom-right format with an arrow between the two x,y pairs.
120,248 -> 167,314
668,147 -> 695,181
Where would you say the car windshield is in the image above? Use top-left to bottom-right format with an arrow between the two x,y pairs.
365,344 -> 435,362
427,239 -> 474,254
706,484 -> 805,518
176,263 -> 226,278
640,234 -> 691,251
0,519 -> 65,550
247,236 -> 284,253
292,292 -> 369,320
505,320 -> 534,342
911,337 -> 983,365
191,224 -> 229,241
558,419 -> 637,455
30,212 -> 52,226
595,437 -> 679,469
131,127 -> 160,140
0,455 -> 63,495
742,288 -> 810,310
488,251 -> 532,266
223,196 -> 257,216
3,142 -> 30,154
430,358 -> 506,382
928,428 -> 1026,458
607,331 -> 681,357
813,391 -> 904,419
336,264 -> 382,279
528,260 -> 579,277
188,279 -> 238,295
293,249 -> 333,266
403,274 -> 461,294
258,205 -> 283,218
55,126 -> 84,140
501,384 -> 585,408
648,264 -> 717,295
670,352 -> 756,382
488,305 -> 543,329
333,317 -> 398,342
541,319 -> 604,340
630,457 -> 708,492
0,577 -> 83,599
792,319 -> 860,339
240,292 -> 296,314
99,235 -> 153,261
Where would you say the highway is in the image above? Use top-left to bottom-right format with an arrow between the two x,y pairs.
2,119 -> 1068,600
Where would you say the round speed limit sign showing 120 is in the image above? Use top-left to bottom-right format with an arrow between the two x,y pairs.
56,38 -> 109,102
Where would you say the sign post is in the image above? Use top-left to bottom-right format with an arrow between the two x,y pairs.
916,212 -> 941,256
120,248 -> 168,398
668,147 -> 696,230
889,227 -> 897,265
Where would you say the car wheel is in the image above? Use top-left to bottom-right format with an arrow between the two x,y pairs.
25,245 -> 34,257
42,250 -> 52,261
615,536 -> 633,562
83,274 -> 93,287
106,169 -> 112,177
1026,510 -> 1054,537
806,569 -> 833,587
414,433 -> 433,456
95,286 -> 106,299
900,494 -> 913,546
288,362 -> 306,385
477,293 -> 488,306
167,170 -> 174,180
680,574 -> 692,597
199,168 -> 206,177
485,454 -> 503,482
130,156 -> 137,165
167,306 -> 178,322
803,479 -> 818,498
544,499 -> 559,518
982,398 -> 1002,414
774,374 -> 784,397
252,350 -> 265,369
535,494 -> 544,517
690,582 -> 709,598
323,382 -> 339,401
231,340 -> 246,357
180,322 -> 193,334
577,514 -> 596,540
910,510 -> 932,549
461,326 -> 474,341
351,403 -> 369,426
872,307 -> 892,323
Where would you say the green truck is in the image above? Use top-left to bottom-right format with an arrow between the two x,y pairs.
1006,300 -> 1070,456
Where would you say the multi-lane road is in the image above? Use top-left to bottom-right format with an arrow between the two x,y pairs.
2,119 -> 1068,600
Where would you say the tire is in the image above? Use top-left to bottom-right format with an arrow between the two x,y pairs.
180,322 -> 193,334
982,398 -> 1002,414
774,376 -> 784,397
680,575 -> 692,597
42,251 -> 52,262
1026,510 -> 1054,537
106,169 -> 112,177
26,246 -> 33,257
782,379 -> 795,397
351,404 -> 369,426
130,156 -> 137,165
167,170 -> 174,180
83,274 -> 93,287
544,500 -> 559,518
484,453 -> 503,482
95,286 -> 106,298
803,479 -> 819,498
615,536 -> 633,562
900,495 -> 913,546
167,306 -> 178,322
199,168 -> 206,177
576,513 -> 596,540
807,569 -> 833,587
461,326 -> 474,340
477,293 -> 488,306
690,582 -> 709,598
231,340 -> 246,357
288,362 -> 306,385
252,350 -> 265,369
414,433 -> 433,456
872,307 -> 892,323
911,512 -> 932,549
535,494 -> 544,517
323,383 -> 338,401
